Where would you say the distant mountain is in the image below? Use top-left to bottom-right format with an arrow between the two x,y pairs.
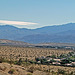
0,23 -> 75,43
0,25 -> 36,40
33,23 -> 75,34
20,34 -> 75,43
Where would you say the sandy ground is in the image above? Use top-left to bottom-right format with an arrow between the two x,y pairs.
0,63 -> 75,75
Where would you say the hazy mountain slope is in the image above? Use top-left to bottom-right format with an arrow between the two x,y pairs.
0,23 -> 75,43
33,23 -> 75,34
0,25 -> 36,40
56,30 -> 75,35
19,34 -> 75,43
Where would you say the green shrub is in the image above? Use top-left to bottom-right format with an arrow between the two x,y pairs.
16,58 -> 22,65
27,73 -> 32,75
8,69 -> 15,74
50,55 -> 56,58
57,69 -> 66,74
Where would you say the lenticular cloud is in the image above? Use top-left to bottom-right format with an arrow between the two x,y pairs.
0,20 -> 37,25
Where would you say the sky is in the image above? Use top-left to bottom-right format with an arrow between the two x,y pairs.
0,0 -> 75,29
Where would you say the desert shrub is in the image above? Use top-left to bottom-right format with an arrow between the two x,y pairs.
57,69 -> 66,74
27,73 -> 32,75
59,54 -> 67,58
22,61 -> 31,66
60,58 -> 71,64
13,61 -> 17,65
51,71 -> 55,75
8,69 -> 15,74
29,60 -> 36,64
0,58 -> 3,63
16,58 -> 22,65
40,59 -> 47,64
69,71 -> 75,75
68,52 -> 73,56
0,57 -> 8,63
0,66 -> 7,71
35,58 -> 41,61
50,55 -> 56,58
27,66 -> 35,73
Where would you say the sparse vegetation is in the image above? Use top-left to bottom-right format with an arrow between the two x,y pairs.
0,46 -> 72,61
0,45 -> 74,75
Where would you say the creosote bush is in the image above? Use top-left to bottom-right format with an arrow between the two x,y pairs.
8,69 -> 15,74
27,73 -> 32,75
57,69 -> 66,74
27,66 -> 35,73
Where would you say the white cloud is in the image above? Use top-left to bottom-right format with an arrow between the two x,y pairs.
0,20 -> 37,25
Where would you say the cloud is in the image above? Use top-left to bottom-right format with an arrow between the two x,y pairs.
0,20 -> 37,25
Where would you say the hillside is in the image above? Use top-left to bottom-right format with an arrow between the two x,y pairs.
36,43 -> 75,47
0,39 -> 32,47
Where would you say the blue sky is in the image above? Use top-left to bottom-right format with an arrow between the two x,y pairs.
0,0 -> 75,29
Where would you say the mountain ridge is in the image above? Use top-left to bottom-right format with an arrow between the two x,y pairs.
0,23 -> 75,43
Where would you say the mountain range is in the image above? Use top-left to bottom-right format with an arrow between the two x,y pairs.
0,23 -> 75,43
